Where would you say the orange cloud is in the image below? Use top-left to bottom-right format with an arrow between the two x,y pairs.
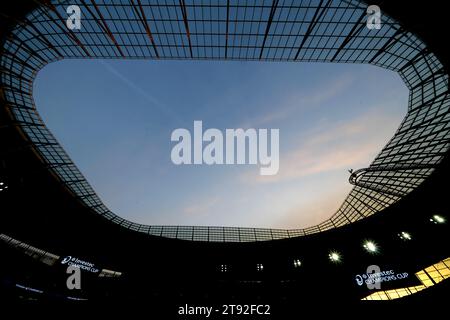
183,196 -> 220,218
242,107 -> 403,184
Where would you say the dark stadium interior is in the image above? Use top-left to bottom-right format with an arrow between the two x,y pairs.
0,0 -> 449,312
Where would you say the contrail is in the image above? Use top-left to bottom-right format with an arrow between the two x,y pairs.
99,60 -> 185,126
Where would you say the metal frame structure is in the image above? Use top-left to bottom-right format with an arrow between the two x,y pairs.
0,0 -> 449,242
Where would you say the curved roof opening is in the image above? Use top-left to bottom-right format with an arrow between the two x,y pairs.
34,59 -> 407,229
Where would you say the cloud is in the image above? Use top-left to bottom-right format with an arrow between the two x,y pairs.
273,188 -> 351,229
183,197 -> 220,218
241,73 -> 354,128
242,107 -> 402,184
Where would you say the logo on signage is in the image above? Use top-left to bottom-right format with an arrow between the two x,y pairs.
60,255 -> 99,273
355,265 -> 408,289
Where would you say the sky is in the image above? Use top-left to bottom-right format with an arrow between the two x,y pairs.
33,59 -> 408,229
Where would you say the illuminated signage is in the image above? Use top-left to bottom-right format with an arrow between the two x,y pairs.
355,267 -> 408,287
60,256 -> 100,273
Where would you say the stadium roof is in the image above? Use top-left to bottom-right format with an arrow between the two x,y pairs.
0,0 -> 449,242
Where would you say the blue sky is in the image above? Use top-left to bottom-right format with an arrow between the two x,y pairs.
34,60 -> 408,229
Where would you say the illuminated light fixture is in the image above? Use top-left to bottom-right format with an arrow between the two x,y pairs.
293,259 -> 302,268
0,182 -> 6,192
220,264 -> 228,273
430,215 -> 445,224
328,252 -> 341,263
15,284 -> 43,294
67,296 -> 88,301
399,231 -> 412,241
256,263 -> 264,272
363,241 -> 378,253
